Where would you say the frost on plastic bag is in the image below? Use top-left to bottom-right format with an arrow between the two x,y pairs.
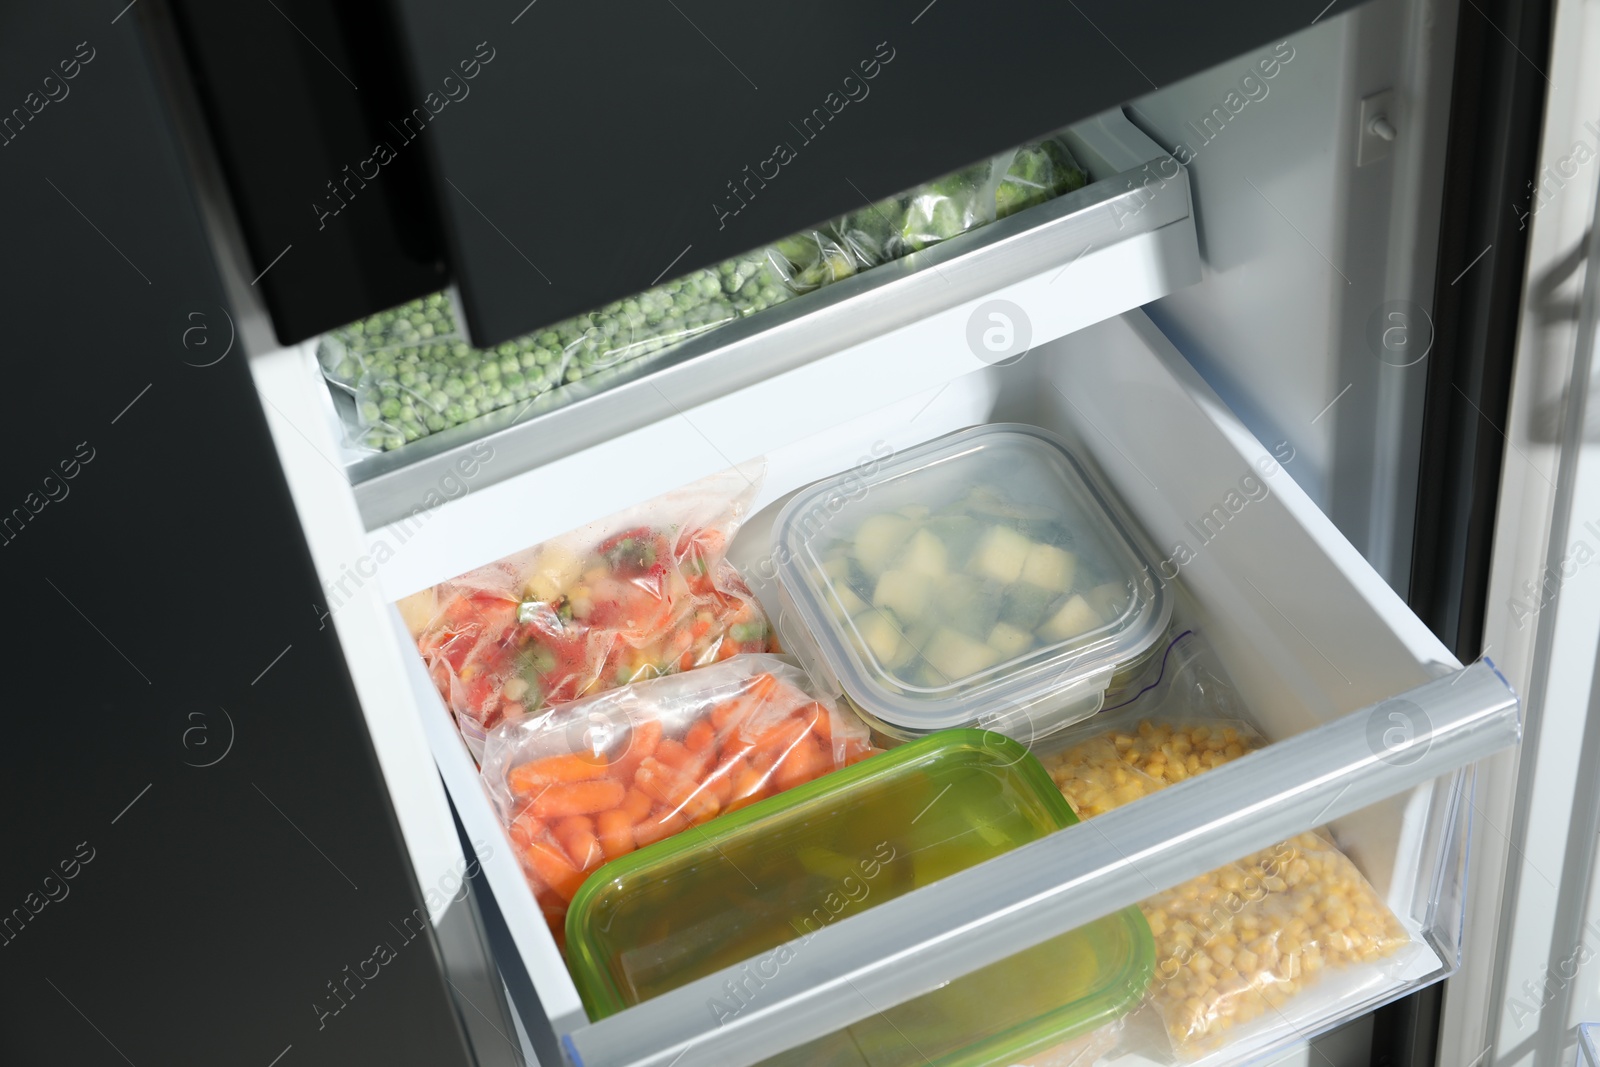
407,467 -> 777,761
997,136 -> 1089,220
900,159 -> 997,253
480,654 -> 877,944
1140,831 -> 1409,1056
1037,631 -> 1410,1061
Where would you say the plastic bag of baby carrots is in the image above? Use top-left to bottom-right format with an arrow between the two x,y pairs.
480,654 -> 878,946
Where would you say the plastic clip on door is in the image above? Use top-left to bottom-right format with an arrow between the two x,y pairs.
562,660 -> 1519,1067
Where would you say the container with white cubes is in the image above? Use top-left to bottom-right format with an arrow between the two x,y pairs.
772,424 -> 1171,742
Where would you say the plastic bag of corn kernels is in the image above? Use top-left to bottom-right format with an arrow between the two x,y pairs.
1036,630 -> 1410,1060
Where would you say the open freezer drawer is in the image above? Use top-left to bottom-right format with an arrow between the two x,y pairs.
347,311 -> 1516,1067
333,108 -> 1199,533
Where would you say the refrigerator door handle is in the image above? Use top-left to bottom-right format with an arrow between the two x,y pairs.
563,660 -> 1520,1067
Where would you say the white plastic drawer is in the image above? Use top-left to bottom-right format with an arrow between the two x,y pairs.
254,306 -> 1516,1067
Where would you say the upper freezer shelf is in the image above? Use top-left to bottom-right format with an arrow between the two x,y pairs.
311,109 -> 1200,531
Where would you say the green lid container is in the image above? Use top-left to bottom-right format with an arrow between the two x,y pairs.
566,730 -> 1154,1067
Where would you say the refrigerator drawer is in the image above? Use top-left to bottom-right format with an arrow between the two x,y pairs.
334,108 -> 1200,534
254,311 -> 1518,1066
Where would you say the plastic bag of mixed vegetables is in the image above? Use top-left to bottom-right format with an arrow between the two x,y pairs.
481,654 -> 877,945
402,467 -> 778,761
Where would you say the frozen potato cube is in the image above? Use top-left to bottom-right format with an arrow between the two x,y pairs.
873,569 -> 933,621
1020,543 -> 1076,593
897,504 -> 931,521
925,627 -> 1002,681
925,515 -> 984,568
855,610 -> 914,669
854,513 -> 916,575
988,621 -> 1036,660
523,544 -> 583,602
1039,594 -> 1102,643
898,528 -> 949,579
822,554 -> 853,582
833,584 -> 869,617
967,525 -> 1034,585
1086,581 -> 1132,622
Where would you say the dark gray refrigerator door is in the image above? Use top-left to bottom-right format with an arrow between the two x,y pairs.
165,0 -> 1365,347
0,7 -> 474,1066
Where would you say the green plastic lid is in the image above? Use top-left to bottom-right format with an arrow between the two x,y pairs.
566,730 -> 1153,1067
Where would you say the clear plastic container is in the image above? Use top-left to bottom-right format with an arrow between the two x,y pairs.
564,729 -> 1154,1066
771,424 -> 1171,742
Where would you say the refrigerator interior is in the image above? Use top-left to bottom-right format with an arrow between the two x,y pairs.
236,2 -> 1509,1064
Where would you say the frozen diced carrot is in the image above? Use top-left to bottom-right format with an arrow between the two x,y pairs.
596,809 -> 636,860
523,839 -> 585,901
528,778 -> 627,818
554,815 -> 604,872
508,752 -> 609,796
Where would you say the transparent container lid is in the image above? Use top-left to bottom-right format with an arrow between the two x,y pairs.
565,730 -> 1153,1065
772,424 -> 1171,736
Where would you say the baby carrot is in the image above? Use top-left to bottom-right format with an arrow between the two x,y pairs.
633,809 -> 690,848
509,752 -> 609,797
553,815 -> 604,873
726,761 -> 773,812
609,719 -> 662,782
653,738 -> 691,769
523,839 -> 585,901
507,809 -> 544,849
842,738 -> 880,765
618,786 -> 654,824
635,758 -> 705,812
684,718 -> 716,753
775,735 -> 829,791
528,778 -> 627,818
800,702 -> 834,743
596,809 -> 636,860
747,716 -> 811,767
681,789 -> 721,825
